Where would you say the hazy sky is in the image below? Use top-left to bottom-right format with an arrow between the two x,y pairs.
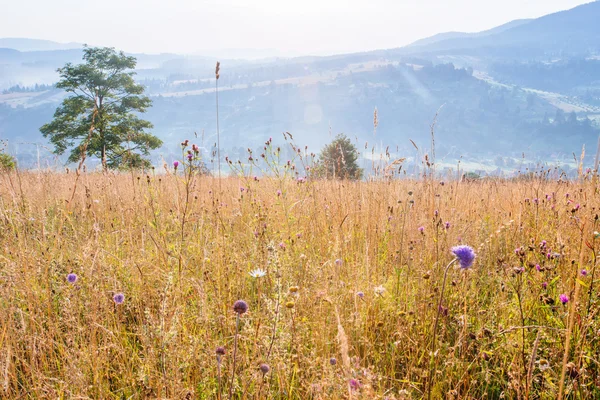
0,0 -> 594,56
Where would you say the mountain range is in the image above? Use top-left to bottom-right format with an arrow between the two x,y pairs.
1,1 -> 599,172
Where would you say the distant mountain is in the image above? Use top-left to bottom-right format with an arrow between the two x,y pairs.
0,38 -> 82,52
408,19 -> 532,48
403,1 -> 600,57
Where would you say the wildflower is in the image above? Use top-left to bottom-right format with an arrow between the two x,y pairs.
276,190 -> 282,196
356,291 -> 365,299
535,264 -> 541,272
559,294 -> 569,304
259,363 -> 270,375
514,267 -> 525,274
374,285 -> 385,296
540,240 -> 547,248
285,301 -> 295,309
216,346 -> 226,364
289,286 -> 299,293
445,221 -> 451,230
539,359 -> 550,372
233,300 -> 249,315
173,161 -> 179,169
66,273 -> 78,283
451,245 -> 476,269
418,226 -> 425,233
279,242 -> 286,249
335,258 -> 343,266
581,269 -> 588,277
249,268 -> 266,278
349,378 -> 361,391
533,198 -> 539,204
434,210 -> 439,217
240,187 -> 245,192
187,153 -> 193,161
113,293 -> 125,304
440,181 -> 445,186
542,282 -> 548,289
330,357 -> 337,365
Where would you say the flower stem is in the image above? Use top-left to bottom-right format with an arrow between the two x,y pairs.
427,257 -> 457,400
229,314 -> 240,400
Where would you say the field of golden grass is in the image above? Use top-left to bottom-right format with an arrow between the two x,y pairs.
0,169 -> 599,399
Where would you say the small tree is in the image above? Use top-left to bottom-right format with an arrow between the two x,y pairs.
0,140 -> 16,171
314,134 -> 363,180
40,46 -> 162,170
0,153 -> 16,171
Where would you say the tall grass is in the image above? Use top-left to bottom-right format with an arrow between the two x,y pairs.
0,168 -> 599,399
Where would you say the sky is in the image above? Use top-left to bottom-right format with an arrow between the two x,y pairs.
0,0 -> 594,57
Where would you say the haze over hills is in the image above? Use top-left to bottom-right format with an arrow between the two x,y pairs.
407,19 -> 533,48
1,1 -> 599,173
0,38 -> 83,52
400,1 -> 600,57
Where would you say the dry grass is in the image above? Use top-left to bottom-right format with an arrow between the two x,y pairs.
0,169 -> 599,399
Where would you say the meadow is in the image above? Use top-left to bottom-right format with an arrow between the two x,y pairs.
0,160 -> 599,399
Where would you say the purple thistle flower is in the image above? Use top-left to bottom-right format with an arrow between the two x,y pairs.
559,294 -> 569,304
356,291 -> 365,299
535,264 -> 541,272
276,189 -> 282,196
335,258 -> 343,266
581,269 -> 588,277
215,346 -> 226,356
330,357 -> 337,365
445,221 -> 451,230
259,363 -> 270,374
349,379 -> 361,391
233,300 -> 249,315
451,245 -> 476,269
67,273 -> 78,283
173,160 -> 179,169
113,293 -> 125,304
418,226 -> 425,233
542,282 -> 548,289
540,240 -> 547,248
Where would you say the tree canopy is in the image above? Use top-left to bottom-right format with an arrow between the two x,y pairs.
314,134 -> 363,180
40,46 -> 162,169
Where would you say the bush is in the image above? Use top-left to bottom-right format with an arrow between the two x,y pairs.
0,152 -> 16,171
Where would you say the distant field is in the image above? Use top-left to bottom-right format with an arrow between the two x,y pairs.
0,171 -> 599,399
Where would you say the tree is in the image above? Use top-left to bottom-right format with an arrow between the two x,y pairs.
40,46 -> 162,170
0,140 -> 16,171
314,134 -> 363,180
